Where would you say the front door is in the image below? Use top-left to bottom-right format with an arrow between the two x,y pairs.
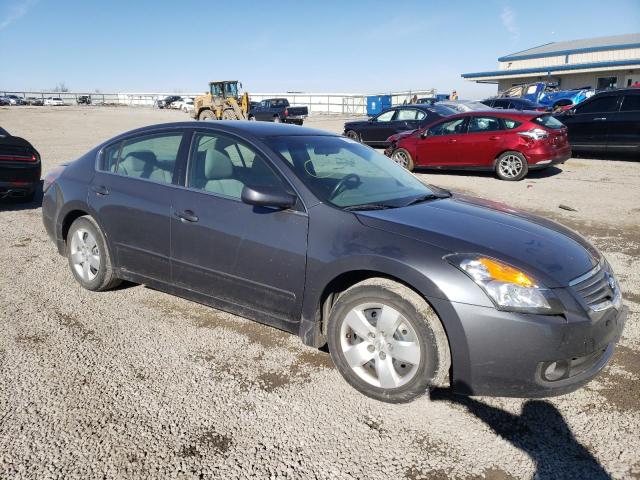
170,130 -> 308,327
564,94 -> 619,150
415,117 -> 468,166
361,109 -> 397,145
89,129 -> 187,282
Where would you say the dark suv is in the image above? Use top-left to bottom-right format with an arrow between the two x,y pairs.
555,88 -> 640,154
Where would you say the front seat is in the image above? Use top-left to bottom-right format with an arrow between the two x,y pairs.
203,148 -> 244,198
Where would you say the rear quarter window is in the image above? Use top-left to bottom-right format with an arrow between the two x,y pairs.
532,115 -> 564,130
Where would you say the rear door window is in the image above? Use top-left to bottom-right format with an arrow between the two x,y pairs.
467,116 -> 502,133
620,95 -> 640,112
114,133 -> 183,184
396,109 -> 419,121
502,119 -> 522,129
429,118 -> 467,136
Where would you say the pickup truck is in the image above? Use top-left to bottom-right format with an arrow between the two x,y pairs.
248,98 -> 308,125
499,82 -> 595,112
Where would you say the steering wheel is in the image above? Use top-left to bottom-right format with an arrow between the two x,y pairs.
329,173 -> 361,201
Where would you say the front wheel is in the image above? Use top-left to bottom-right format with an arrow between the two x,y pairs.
391,148 -> 414,171
345,130 -> 361,142
67,216 -> 121,291
327,278 -> 450,403
495,151 -> 528,181
199,109 -> 215,121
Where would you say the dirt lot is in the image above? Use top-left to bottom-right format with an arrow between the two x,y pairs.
1,106 -> 639,479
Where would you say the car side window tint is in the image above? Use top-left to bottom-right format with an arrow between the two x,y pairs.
576,96 -> 618,114
493,100 -> 508,109
430,118 -> 466,136
468,117 -> 502,133
117,133 -> 182,184
502,119 -> 522,129
188,132 -> 286,199
375,110 -> 395,122
396,109 -> 417,121
620,95 -> 640,112
101,143 -> 120,172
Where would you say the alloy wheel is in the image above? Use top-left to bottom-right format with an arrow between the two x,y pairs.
69,228 -> 100,282
392,150 -> 410,169
339,302 -> 421,389
498,154 -> 523,179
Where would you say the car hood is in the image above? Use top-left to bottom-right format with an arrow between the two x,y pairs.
388,129 -> 417,143
355,193 -> 599,287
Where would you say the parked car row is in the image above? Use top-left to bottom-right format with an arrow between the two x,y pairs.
1,95 -> 66,106
342,87 -> 639,181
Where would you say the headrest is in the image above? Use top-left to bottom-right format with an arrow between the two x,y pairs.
204,148 -> 233,180
121,150 -> 156,173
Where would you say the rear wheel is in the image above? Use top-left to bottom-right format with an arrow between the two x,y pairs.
495,151 -> 528,181
198,109 -> 215,121
67,216 -> 121,291
327,278 -> 450,403
345,130 -> 361,142
391,148 -> 415,171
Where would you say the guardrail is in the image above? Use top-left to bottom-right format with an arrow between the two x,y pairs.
1,89 -> 438,115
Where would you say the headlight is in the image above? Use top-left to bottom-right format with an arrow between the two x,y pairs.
445,254 -> 562,314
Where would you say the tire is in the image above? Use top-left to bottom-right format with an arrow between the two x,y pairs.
495,151 -> 528,181
66,216 -> 121,291
345,130 -> 361,142
199,109 -> 215,121
273,116 -> 281,123
327,278 -> 450,403
222,109 -> 238,120
391,148 -> 415,171
248,115 -> 256,121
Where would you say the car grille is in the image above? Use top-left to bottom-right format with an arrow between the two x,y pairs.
570,263 -> 619,312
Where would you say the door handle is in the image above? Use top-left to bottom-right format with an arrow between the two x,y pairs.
593,117 -> 607,121
489,136 -> 501,140
448,138 -> 457,143
91,185 -> 109,196
175,209 -> 199,223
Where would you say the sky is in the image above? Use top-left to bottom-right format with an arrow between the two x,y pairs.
1,0 -> 639,99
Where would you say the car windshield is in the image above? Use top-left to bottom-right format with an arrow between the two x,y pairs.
264,135 -> 435,208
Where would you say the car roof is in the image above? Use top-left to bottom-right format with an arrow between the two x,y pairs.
109,121 -> 338,142
440,110 -> 543,120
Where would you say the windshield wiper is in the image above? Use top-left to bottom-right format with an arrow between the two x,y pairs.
343,203 -> 396,211
402,192 -> 451,207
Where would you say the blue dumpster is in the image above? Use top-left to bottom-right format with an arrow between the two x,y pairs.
366,95 -> 392,116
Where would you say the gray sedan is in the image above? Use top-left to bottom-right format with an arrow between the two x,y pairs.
42,121 -> 624,403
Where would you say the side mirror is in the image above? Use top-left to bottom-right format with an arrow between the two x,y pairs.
420,129 -> 430,138
565,108 -> 575,116
241,185 -> 296,209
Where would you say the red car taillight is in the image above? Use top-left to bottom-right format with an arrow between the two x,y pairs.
0,152 -> 37,162
284,109 -> 289,116
43,164 -> 66,192
517,128 -> 549,141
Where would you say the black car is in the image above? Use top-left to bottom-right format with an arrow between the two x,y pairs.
344,105 -> 451,148
26,97 -> 44,106
156,95 -> 182,109
0,127 -> 41,201
249,98 -> 309,125
42,121 -> 624,403
555,88 -> 640,154
482,97 -> 547,111
77,95 -> 92,105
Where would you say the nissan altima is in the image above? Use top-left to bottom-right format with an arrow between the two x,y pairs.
42,121 -> 624,403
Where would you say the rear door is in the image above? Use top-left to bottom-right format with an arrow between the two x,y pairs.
170,130 -> 308,327
453,116 -> 505,167
606,93 -> 640,153
563,94 -> 619,150
89,129 -> 188,282
394,108 -> 424,133
415,117 -> 468,166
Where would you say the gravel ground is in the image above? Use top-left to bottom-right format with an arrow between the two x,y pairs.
0,106 -> 639,479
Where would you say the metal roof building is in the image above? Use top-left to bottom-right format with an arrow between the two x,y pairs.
462,33 -> 640,92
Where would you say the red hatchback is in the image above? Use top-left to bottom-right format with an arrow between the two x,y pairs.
384,111 -> 571,181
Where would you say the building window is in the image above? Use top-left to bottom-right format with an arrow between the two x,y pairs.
597,77 -> 617,90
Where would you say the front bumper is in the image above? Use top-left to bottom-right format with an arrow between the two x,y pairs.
429,293 -> 625,398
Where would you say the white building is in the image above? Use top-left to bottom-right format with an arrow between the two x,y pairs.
462,33 -> 640,92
